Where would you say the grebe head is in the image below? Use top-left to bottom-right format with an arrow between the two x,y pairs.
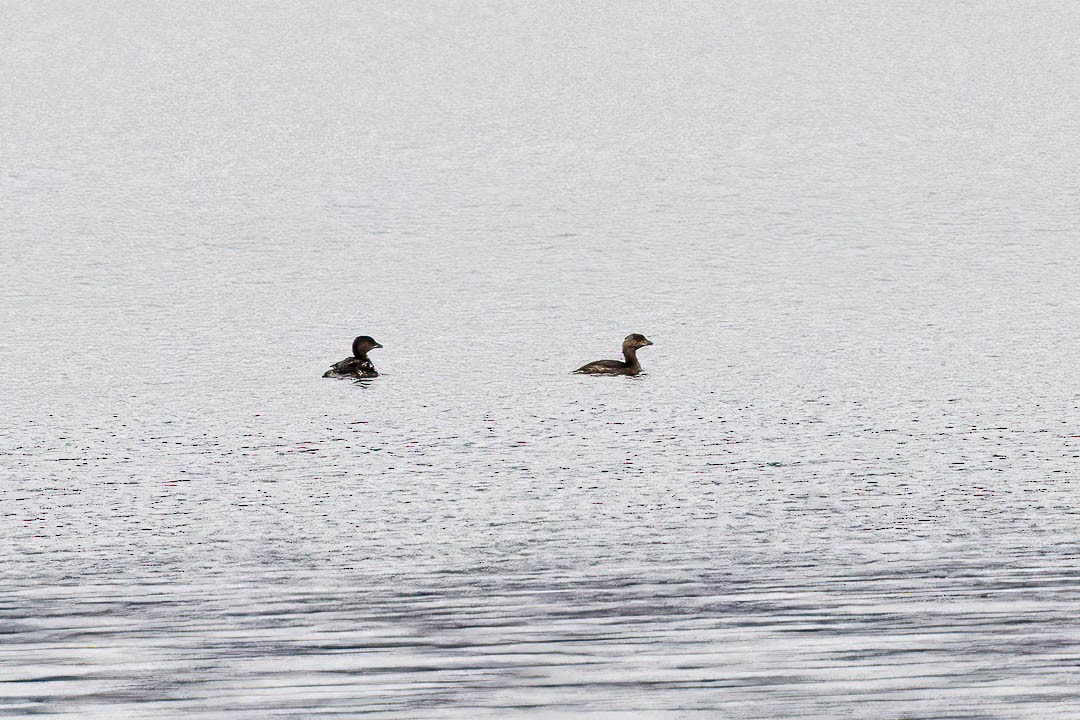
352,335 -> 383,356
623,333 -> 653,349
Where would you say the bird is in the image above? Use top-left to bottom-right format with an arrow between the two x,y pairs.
574,333 -> 653,375
323,335 -> 383,378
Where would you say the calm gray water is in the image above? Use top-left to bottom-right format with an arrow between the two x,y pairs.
3,1 -> 1080,717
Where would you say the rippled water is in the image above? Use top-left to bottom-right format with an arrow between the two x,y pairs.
3,1 -> 1080,717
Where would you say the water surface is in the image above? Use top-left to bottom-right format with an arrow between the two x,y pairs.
3,1 -> 1080,717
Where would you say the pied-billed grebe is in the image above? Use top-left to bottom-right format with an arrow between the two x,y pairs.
574,333 -> 654,375
323,335 -> 383,378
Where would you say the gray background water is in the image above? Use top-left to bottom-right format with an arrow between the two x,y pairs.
2,1 -> 1079,717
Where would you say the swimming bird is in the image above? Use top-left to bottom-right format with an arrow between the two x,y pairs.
323,335 -> 383,378
574,333 -> 653,375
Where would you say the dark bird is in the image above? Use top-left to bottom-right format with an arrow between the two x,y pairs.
574,333 -> 653,376
323,335 -> 383,379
